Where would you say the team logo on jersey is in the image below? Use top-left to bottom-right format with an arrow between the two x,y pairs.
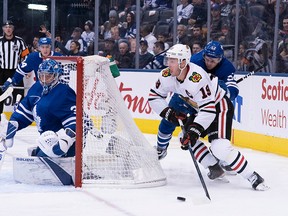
161,68 -> 171,77
155,79 -> 161,89
12,45 -> 19,52
189,72 -> 202,83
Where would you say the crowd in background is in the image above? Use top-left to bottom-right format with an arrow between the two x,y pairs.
21,0 -> 288,73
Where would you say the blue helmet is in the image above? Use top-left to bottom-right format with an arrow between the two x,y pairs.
38,37 -> 52,46
38,58 -> 63,94
203,41 -> 224,59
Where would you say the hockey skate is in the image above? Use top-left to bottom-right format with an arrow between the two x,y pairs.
207,162 -> 226,180
155,146 -> 167,160
248,172 -> 270,191
220,163 -> 237,176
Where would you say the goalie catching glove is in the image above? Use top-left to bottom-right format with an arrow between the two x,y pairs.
160,107 -> 187,126
37,128 -> 76,157
180,123 -> 204,150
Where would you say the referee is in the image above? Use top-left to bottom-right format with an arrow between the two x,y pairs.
0,20 -> 29,115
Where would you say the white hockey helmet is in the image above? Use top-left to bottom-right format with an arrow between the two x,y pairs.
165,44 -> 191,65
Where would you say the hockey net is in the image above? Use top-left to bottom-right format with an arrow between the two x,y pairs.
51,55 -> 166,188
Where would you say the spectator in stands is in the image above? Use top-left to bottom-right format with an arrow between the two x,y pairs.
56,40 -> 86,56
190,40 -> 203,55
237,41 -> 249,71
218,22 -> 234,45
121,11 -> 137,39
188,0 -> 207,26
177,0 -> 194,25
65,27 -> 87,53
30,36 -> 40,52
210,3 -> 224,41
276,37 -> 288,73
228,4 -> 250,43
176,24 -> 190,45
100,10 -> 119,40
81,20 -> 95,55
132,39 -> 154,68
190,23 -> 206,44
140,24 -> 157,54
54,34 -> 64,54
98,38 -> 117,58
157,32 -> 170,50
155,0 -> 172,9
144,41 -> 165,69
111,26 -> 121,43
220,0 -> 235,18
142,0 -> 158,10
278,16 -> 288,43
114,40 -> 134,68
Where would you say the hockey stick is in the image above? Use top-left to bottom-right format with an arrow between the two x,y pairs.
0,86 -> 27,102
0,87 -> 13,102
178,119 -> 211,201
0,114 -> 18,171
236,43 -> 269,84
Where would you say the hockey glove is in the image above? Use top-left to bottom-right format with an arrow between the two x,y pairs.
1,78 -> 13,92
37,128 -> 76,157
160,107 -> 187,126
180,123 -> 204,150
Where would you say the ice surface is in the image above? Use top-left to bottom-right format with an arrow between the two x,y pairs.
1,126 -> 287,216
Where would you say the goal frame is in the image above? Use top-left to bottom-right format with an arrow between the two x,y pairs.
50,55 -> 166,188
50,56 -> 84,187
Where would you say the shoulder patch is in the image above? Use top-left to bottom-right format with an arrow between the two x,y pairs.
189,72 -> 202,83
161,68 -> 171,77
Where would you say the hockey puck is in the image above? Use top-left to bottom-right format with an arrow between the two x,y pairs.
177,196 -> 186,201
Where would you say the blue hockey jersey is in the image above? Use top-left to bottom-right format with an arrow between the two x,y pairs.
12,51 -> 62,85
10,81 -> 76,134
190,50 -> 239,100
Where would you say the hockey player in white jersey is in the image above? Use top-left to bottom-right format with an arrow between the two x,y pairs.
0,58 -> 76,158
148,44 -> 269,190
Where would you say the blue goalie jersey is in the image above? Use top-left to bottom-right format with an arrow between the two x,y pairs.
10,81 -> 76,134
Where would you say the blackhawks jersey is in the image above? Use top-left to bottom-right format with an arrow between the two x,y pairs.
149,62 -> 226,130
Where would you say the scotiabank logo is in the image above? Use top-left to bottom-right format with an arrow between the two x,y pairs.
261,78 -> 288,101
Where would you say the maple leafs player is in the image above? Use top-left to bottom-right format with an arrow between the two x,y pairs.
0,58 -> 76,158
190,41 -> 239,173
1,37 -> 62,92
148,44 -> 268,190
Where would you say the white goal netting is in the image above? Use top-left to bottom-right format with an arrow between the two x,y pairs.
56,55 -> 166,188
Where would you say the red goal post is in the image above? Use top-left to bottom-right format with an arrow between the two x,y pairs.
50,55 -> 166,188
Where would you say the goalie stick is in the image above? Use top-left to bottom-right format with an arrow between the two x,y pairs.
0,87 -> 13,102
0,114 -> 18,171
178,119 -> 211,201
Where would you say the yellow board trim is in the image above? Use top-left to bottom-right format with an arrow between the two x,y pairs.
5,112 -> 287,157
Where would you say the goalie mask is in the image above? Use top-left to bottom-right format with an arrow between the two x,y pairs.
38,58 -> 63,94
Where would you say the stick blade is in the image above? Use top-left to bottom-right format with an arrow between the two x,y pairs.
0,87 -> 13,102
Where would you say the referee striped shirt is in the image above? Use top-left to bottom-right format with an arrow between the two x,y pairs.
0,35 -> 29,70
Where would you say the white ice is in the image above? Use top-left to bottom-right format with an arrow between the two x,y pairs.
1,126 -> 287,216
